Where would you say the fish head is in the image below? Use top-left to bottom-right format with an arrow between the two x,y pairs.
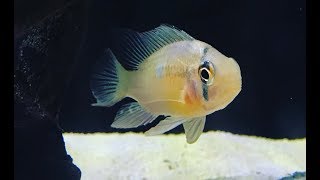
194,45 -> 242,115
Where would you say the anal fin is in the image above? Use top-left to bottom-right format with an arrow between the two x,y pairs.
145,115 -> 206,144
145,117 -> 187,136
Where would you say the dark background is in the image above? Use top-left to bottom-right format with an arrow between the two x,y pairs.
13,0 -> 306,179
14,0 -> 306,145
58,0 -> 306,139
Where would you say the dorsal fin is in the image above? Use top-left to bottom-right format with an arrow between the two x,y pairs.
111,24 -> 194,70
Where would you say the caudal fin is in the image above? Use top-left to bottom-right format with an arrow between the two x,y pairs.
90,49 -> 128,107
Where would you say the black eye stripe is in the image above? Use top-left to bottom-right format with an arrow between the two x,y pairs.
200,48 -> 210,101
202,83 -> 209,101
202,61 -> 211,69
203,47 -> 209,55
198,61 -> 212,73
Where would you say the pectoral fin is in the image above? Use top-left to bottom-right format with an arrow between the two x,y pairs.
111,102 -> 158,128
183,116 -> 206,144
145,117 -> 186,136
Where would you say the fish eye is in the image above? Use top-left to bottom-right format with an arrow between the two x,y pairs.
198,61 -> 214,85
200,68 -> 210,82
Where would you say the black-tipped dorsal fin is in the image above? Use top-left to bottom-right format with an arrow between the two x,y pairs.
111,24 -> 194,70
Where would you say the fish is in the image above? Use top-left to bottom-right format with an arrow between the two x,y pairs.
90,24 -> 242,144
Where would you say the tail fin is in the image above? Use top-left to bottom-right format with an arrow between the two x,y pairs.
90,49 -> 128,107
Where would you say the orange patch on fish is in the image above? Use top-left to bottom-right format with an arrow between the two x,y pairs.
184,80 -> 198,105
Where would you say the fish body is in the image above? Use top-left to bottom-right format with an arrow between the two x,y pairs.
91,25 -> 242,143
128,41 -> 204,117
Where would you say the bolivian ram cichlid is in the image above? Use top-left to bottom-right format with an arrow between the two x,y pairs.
91,24 -> 242,144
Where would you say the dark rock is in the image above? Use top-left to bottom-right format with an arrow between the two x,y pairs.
14,0 -> 89,179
